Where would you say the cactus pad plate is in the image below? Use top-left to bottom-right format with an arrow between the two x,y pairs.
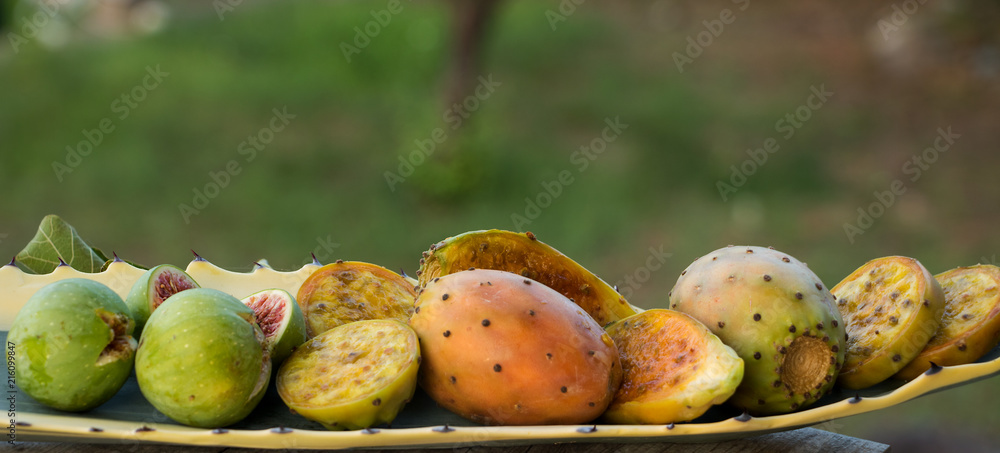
4,261 -> 1000,449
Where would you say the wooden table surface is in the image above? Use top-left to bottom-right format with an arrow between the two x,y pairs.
9,428 -> 889,452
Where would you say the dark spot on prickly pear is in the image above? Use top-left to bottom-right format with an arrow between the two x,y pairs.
753,352 -> 761,359
561,386 -> 568,393
672,304 -> 677,309
926,362 -> 943,375
763,274 -> 772,282
816,322 -> 825,330
526,231 -> 537,241
958,342 -> 967,351
334,259 -> 344,264
546,353 -> 553,359
480,243 -> 489,252
588,402 -> 596,407
90,427 -> 104,433
753,313 -> 762,321
778,346 -> 787,354
443,330 -> 451,338
433,277 -> 440,283
963,314 -> 974,320
588,350 -> 595,356
372,398 -> 382,406
822,335 -> 830,342
442,294 -> 449,301
815,283 -> 823,290
874,330 -> 880,336
782,257 -> 790,263
825,375 -> 833,382
772,380 -> 782,388
482,319 -> 491,327
923,299 -> 930,307
795,292 -> 804,300
680,270 -> 687,276
864,281 -> 873,291
712,256 -> 717,261
717,321 -> 725,328
832,320 -> 839,327
487,281 -> 492,286
849,395 -> 862,404
889,316 -> 898,325
746,249 -> 754,254
523,279 -> 532,285
529,310 -> 535,316
413,286 -> 420,292
493,364 -> 502,372
414,306 -> 420,314
904,299 -> 912,307
468,267 -> 475,271
790,403 -> 799,410
789,325 -> 796,333
735,411 -> 752,422
450,376 -> 456,384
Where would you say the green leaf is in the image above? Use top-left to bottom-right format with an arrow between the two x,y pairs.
16,215 -> 107,274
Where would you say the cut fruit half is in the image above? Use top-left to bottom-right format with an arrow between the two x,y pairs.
241,289 -> 307,365
296,262 -> 416,338
895,265 -> 1000,380
276,319 -> 420,430
832,256 -> 944,389
125,264 -> 199,337
603,309 -> 743,424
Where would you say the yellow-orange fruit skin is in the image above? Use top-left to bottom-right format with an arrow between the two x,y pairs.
603,309 -> 743,424
895,265 -> 1000,380
832,256 -> 944,389
409,269 -> 621,425
296,261 -> 416,338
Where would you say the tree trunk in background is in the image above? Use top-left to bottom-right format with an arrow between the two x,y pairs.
446,0 -> 503,118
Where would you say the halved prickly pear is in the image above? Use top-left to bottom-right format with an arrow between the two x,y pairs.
410,269 -> 622,425
895,265 -> 1000,380
276,319 -> 420,430
125,264 -> 199,337
241,289 -> 307,365
669,246 -> 846,415
296,261 -> 416,338
417,229 -> 639,326
603,309 -> 743,424
832,256 -> 944,389
136,289 -> 270,428
9,279 -> 136,411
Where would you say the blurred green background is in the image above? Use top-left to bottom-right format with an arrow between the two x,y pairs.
2,0 -> 999,449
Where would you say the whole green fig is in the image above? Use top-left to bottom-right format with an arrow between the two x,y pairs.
9,279 -> 136,411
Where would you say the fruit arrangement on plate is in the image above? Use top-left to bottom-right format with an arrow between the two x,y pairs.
5,215 -> 1000,436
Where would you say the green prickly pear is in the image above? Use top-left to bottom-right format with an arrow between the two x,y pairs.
669,245 -> 846,415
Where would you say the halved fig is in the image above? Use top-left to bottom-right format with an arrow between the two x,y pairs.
603,309 -> 743,424
241,289 -> 307,365
125,264 -> 199,337
276,319 -> 420,430
417,229 -> 639,326
831,256 -> 944,389
296,261 -> 415,338
895,265 -> 1000,380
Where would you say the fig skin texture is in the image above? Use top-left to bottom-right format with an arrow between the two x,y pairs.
136,288 -> 270,428
410,269 -> 622,425
9,279 -> 137,412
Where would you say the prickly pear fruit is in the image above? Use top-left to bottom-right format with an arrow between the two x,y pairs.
831,256 -> 944,389
136,289 -> 270,428
895,265 -> 1000,380
277,319 -> 419,430
296,261 -> 415,338
603,309 -> 743,424
409,269 -> 621,425
669,246 -> 846,415
417,229 -> 639,326
125,264 -> 199,337
9,279 -> 136,411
